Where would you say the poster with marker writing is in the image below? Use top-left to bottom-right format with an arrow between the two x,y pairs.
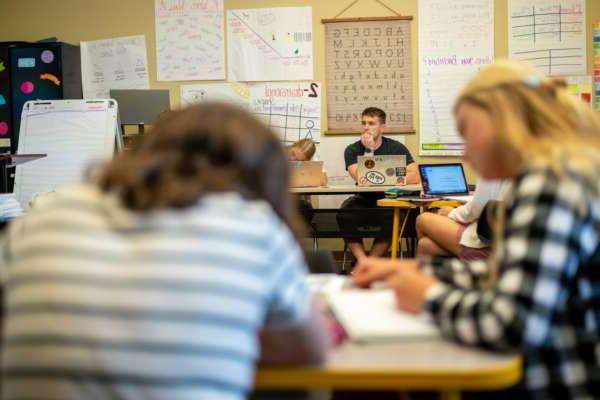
509,0 -> 586,76
155,0 -> 225,81
418,0 -> 494,156
227,7 -> 313,81
249,82 -> 321,146
80,35 -> 150,99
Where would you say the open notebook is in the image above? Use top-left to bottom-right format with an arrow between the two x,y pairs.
327,288 -> 440,342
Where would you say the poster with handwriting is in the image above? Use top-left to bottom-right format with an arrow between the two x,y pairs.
227,7 -> 313,81
418,0 -> 493,156
324,18 -> 413,133
179,81 -> 321,147
180,83 -> 250,108
155,0 -> 225,81
249,82 -> 321,145
80,35 -> 150,99
509,0 -> 586,76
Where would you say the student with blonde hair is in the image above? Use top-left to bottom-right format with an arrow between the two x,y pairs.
287,138 -> 328,186
352,60 -> 600,398
0,103 -> 330,400
287,138 -> 316,162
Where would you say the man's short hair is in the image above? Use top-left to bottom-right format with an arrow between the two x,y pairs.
361,107 -> 386,124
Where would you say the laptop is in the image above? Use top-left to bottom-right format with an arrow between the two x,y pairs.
289,161 -> 324,187
356,155 -> 406,186
418,163 -> 469,197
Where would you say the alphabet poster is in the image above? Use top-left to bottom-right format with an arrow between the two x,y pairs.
227,7 -> 313,81
155,0 -> 225,81
323,18 -> 413,134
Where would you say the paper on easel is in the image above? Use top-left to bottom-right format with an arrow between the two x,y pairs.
327,289 -> 440,342
14,100 -> 118,209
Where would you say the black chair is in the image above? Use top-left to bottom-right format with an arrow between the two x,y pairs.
303,208 -> 417,273
305,249 -> 337,274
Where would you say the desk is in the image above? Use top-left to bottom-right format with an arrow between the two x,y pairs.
378,198 -> 464,259
291,184 -> 421,195
255,339 -> 522,399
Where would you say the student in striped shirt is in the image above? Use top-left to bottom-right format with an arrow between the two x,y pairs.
0,102 -> 330,400
353,60 -> 600,399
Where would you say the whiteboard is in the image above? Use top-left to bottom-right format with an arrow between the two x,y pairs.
14,100 -> 118,209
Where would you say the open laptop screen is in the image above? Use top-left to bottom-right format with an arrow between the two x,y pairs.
419,163 -> 469,195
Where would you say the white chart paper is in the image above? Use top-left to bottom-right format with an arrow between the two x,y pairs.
155,0 -> 225,81
509,0 -> 586,76
227,7 -> 313,81
14,100 -> 118,209
418,0 -> 494,156
180,83 -> 250,109
81,35 -> 150,99
249,82 -> 321,146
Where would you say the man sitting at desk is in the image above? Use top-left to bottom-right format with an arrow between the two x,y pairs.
342,107 -> 419,262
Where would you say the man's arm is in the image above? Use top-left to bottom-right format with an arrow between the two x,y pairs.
405,162 -> 420,184
347,164 -> 358,182
259,298 -> 330,365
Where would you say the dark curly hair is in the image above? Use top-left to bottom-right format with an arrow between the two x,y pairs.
99,102 -> 305,240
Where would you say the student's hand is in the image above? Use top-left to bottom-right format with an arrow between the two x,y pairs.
437,207 -> 454,216
388,269 -> 439,314
361,133 -> 376,152
352,257 -> 419,288
320,171 -> 328,186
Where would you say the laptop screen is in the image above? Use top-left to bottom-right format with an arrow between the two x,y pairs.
419,164 -> 469,195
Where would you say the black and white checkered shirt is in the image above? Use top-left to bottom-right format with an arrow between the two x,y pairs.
424,165 -> 600,399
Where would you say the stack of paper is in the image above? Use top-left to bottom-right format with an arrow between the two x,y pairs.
327,288 -> 440,342
0,193 -> 23,220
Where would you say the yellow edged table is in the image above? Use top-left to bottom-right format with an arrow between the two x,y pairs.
377,198 -> 464,259
255,340 -> 522,400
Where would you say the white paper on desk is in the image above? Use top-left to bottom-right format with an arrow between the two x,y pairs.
227,7 -> 313,81
81,35 -> 150,99
155,0 -> 225,81
509,0 -> 586,76
328,289 -> 440,342
443,195 -> 474,203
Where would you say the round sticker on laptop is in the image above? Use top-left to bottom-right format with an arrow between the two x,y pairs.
364,159 -> 375,169
365,171 -> 385,184
385,167 -> 395,176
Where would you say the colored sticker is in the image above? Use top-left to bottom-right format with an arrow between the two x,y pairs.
17,58 -> 35,68
41,49 -> 54,63
40,73 -> 61,86
0,122 -> 8,135
0,94 -> 5,106
0,61 -> 5,72
20,81 -> 34,94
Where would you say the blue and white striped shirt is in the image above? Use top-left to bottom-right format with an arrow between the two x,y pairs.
1,185 -> 311,400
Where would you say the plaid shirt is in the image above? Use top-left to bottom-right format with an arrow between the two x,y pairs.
424,165 -> 600,399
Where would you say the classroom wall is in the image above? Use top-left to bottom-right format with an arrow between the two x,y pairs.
1,0 -> 598,184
